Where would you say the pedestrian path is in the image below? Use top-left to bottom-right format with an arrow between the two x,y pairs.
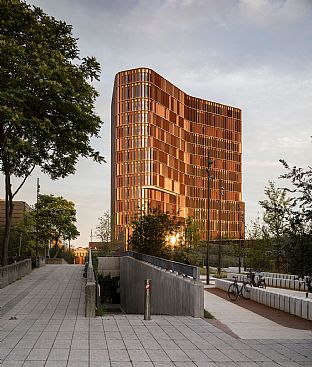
204,287 -> 312,340
0,265 -> 311,366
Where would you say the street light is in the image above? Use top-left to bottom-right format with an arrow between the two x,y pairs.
205,152 -> 214,285
218,180 -> 224,275
35,178 -> 40,268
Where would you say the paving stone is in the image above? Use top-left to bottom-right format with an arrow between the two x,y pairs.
45,360 -> 67,367
128,348 -> 150,361
147,349 -> 171,362
48,348 -> 70,361
90,349 -> 109,361
26,348 -> 50,360
109,349 -> 130,362
5,348 -> 31,360
23,361 -> 45,366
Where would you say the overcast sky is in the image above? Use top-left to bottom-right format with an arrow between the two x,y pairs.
3,0 -> 312,247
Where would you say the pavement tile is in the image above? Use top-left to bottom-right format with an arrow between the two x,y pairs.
203,349 -> 232,362
128,349 -> 151,361
22,361 -> 45,367
109,349 -> 130,362
67,362 -> 88,367
184,349 -> 212,361
0,361 -> 24,366
45,360 -> 67,367
5,348 -> 31,361
71,339 -> 89,349
26,348 -> 50,360
147,349 -> 171,362
90,349 -> 109,361
48,348 -> 70,361
107,339 -> 125,350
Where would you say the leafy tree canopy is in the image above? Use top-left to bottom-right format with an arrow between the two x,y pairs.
128,207 -> 182,258
26,194 -> 79,256
0,0 -> 104,264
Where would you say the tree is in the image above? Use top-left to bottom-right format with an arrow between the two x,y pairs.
96,210 -> 112,243
259,181 -> 293,272
26,194 -> 79,257
95,210 -> 113,254
0,1 -> 104,265
128,207 -> 182,258
279,160 -> 312,275
173,217 -> 203,264
245,218 -> 272,271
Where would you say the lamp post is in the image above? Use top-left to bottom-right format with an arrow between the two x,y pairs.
238,204 -> 242,274
35,178 -> 40,268
218,180 -> 224,275
205,152 -> 214,285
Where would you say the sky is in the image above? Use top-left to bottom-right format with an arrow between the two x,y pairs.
2,0 -> 312,247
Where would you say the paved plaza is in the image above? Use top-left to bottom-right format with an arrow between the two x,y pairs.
0,265 -> 311,366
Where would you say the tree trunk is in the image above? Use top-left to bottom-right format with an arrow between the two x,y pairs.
2,171 -> 14,266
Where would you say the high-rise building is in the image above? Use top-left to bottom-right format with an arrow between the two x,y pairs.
111,67 -> 244,247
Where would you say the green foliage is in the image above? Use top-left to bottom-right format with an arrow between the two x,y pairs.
0,0 -> 104,265
128,207 -> 182,258
26,194 -> 79,257
245,218 -> 272,272
259,181 -> 293,272
173,217 -> 203,264
279,159 -> 312,275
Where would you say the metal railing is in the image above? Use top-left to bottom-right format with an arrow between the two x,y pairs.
125,251 -> 200,280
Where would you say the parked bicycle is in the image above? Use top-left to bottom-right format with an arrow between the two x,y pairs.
298,275 -> 312,298
247,271 -> 266,288
228,276 -> 251,301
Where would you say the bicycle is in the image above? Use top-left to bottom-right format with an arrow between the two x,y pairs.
228,276 -> 251,301
247,270 -> 266,289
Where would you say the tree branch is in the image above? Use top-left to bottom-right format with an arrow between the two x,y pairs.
12,164 -> 36,198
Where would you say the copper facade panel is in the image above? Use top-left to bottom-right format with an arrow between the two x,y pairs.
111,68 -> 245,246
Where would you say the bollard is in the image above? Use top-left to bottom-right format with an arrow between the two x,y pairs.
144,279 -> 151,320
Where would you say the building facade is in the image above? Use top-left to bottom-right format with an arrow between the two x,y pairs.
0,200 -> 31,228
111,67 -> 245,247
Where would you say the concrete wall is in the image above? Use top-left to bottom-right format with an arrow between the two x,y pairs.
120,256 -> 204,318
98,257 -> 120,277
46,258 -> 68,265
0,259 -> 32,289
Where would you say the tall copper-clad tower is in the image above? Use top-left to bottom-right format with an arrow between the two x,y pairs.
111,67 -> 244,246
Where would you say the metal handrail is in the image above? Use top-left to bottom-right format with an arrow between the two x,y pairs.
125,251 -> 200,280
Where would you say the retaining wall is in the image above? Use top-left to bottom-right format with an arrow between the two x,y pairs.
97,257 -> 120,277
120,256 -> 204,317
216,278 -> 312,321
0,259 -> 32,289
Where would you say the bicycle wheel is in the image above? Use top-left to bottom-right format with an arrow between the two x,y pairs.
241,284 -> 251,299
228,284 -> 239,301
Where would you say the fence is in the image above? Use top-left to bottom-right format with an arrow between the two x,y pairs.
125,251 -> 200,280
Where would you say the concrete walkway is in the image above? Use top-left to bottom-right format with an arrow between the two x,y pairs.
0,265 -> 311,366
204,288 -> 312,340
